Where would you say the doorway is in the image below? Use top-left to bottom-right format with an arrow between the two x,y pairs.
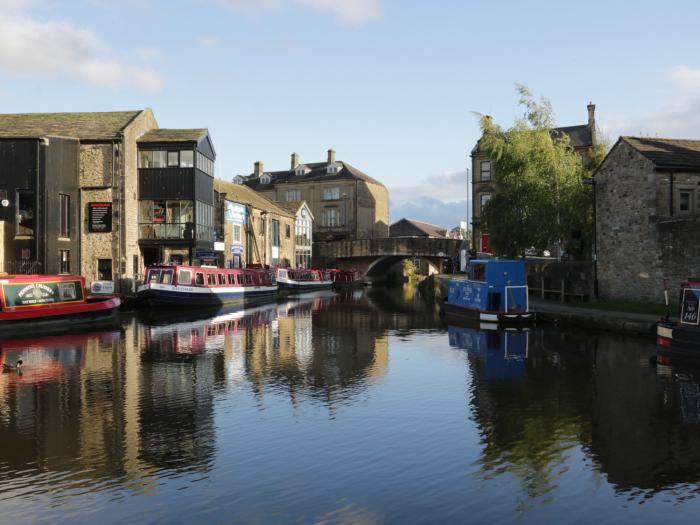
142,246 -> 161,268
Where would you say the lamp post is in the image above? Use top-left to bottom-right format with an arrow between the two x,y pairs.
582,177 -> 598,299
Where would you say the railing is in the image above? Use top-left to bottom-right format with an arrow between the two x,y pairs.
0,260 -> 43,274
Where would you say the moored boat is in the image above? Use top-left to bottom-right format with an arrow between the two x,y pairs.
328,269 -> 362,288
442,259 -> 535,325
137,265 -> 277,307
657,280 -> 700,360
0,273 -> 120,334
274,268 -> 333,293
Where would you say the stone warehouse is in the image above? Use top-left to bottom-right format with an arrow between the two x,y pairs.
595,136 -> 700,303
0,110 -> 217,294
237,149 -> 389,242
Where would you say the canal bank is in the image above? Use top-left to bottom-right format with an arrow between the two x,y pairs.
425,274 -> 666,338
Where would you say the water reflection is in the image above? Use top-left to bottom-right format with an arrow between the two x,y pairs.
4,287 -> 700,523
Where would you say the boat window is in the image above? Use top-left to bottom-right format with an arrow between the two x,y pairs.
279,270 -> 287,279
178,269 -> 192,285
218,274 -> 226,285
237,274 -> 244,285
207,273 -> 216,286
195,272 -> 204,285
245,274 -> 252,285
160,270 -> 174,284
470,264 -> 486,282
148,270 -> 160,283
228,274 -> 235,285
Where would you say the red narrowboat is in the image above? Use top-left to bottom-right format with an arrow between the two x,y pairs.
0,274 -> 120,335
274,267 -> 333,293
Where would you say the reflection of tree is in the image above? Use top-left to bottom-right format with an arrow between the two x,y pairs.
467,330 -> 595,501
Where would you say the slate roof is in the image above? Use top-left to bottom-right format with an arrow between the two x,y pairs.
137,128 -> 209,143
214,179 -> 294,218
551,124 -> 594,149
390,218 -> 448,238
0,110 -> 144,140
241,160 -> 386,190
621,137 -> 700,171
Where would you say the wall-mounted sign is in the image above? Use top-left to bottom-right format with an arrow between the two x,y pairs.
90,280 -> 115,294
225,202 -> 246,224
88,202 -> 113,232
231,244 -> 244,254
214,242 -> 225,252
195,249 -> 216,259
681,288 -> 700,325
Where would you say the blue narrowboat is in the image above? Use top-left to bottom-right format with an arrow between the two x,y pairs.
442,259 -> 535,325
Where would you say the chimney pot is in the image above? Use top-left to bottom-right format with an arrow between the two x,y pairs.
254,161 -> 263,177
291,152 -> 300,169
327,148 -> 336,164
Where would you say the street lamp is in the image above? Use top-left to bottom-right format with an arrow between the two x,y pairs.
582,177 -> 598,299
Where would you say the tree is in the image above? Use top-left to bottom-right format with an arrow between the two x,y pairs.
478,85 -> 604,259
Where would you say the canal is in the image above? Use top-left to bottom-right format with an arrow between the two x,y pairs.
0,286 -> 699,524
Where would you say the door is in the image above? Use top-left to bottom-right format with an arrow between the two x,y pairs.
142,246 -> 161,268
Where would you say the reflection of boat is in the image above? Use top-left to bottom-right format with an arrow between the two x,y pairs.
448,325 -> 529,379
657,280 -> 700,360
0,274 -> 120,335
442,260 -> 535,325
137,265 -> 277,307
275,268 -> 333,293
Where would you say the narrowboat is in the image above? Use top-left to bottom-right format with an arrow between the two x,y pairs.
328,269 -> 362,288
442,259 -> 535,325
657,280 -> 700,361
0,273 -> 120,334
274,268 -> 333,293
136,265 -> 277,307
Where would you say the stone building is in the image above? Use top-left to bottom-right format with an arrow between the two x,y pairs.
237,149 -> 388,242
471,103 -> 597,253
0,110 -> 217,294
213,179 -> 296,268
275,201 -> 314,268
596,136 -> 700,303
390,218 -> 448,238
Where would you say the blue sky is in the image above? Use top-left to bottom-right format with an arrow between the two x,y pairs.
2,0 -> 700,228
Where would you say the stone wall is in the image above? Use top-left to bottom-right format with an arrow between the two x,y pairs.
361,181 -> 389,238
595,140 -> 699,303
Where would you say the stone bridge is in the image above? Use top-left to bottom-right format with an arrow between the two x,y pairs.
314,237 -> 462,283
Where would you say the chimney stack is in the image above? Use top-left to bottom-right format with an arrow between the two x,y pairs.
254,161 -> 263,177
291,152 -> 300,169
327,148 -> 336,164
587,102 -> 596,128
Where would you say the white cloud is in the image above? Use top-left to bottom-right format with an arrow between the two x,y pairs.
390,170 -> 469,205
220,0 -> 382,25
669,65 -> 700,91
196,34 -> 224,49
135,46 -> 161,61
0,11 -> 165,94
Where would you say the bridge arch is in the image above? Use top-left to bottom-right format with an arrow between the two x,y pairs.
364,256 -> 442,283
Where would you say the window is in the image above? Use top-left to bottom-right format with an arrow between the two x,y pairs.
139,200 -> 194,240
237,274 -> 243,285
287,190 -> 301,201
139,150 -> 153,168
178,269 -> 192,285
169,254 -> 183,264
16,190 -> 35,237
195,272 -> 204,285
323,187 -> 340,200
233,224 -> 242,242
167,151 -> 179,167
59,250 -> 70,274
160,270 -> 174,284
271,219 -> 280,247
480,193 -> 492,213
59,194 -> 70,238
286,224 -> 291,238
98,259 -> 112,281
245,274 -> 252,285
480,160 -> 491,182
680,190 -> 693,213
228,274 -> 236,285
207,273 -> 216,285
152,151 -> 166,168
218,274 -> 226,285
322,207 -> 339,227
180,150 -> 194,168
148,270 -> 160,283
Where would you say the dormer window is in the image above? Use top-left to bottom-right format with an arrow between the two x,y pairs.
260,174 -> 271,184
295,164 -> 309,176
327,162 -> 342,174
234,175 -> 245,185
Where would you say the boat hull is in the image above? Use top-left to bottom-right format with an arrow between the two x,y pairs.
657,321 -> 700,361
277,281 -> 334,293
442,300 -> 535,325
137,283 -> 278,308
0,296 -> 121,335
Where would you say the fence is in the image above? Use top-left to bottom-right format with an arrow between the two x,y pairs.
0,260 -> 43,274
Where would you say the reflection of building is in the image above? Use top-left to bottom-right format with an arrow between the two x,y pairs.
214,178 -> 296,267
238,149 -> 389,241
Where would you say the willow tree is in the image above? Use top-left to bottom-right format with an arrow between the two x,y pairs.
478,86 -> 602,259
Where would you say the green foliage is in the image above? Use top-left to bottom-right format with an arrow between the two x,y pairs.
478,85 -> 606,258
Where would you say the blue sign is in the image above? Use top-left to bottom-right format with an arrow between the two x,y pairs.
195,249 -> 216,259
230,244 -> 244,254
226,202 -> 246,224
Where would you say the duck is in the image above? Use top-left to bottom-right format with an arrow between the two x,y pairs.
2,359 -> 22,372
